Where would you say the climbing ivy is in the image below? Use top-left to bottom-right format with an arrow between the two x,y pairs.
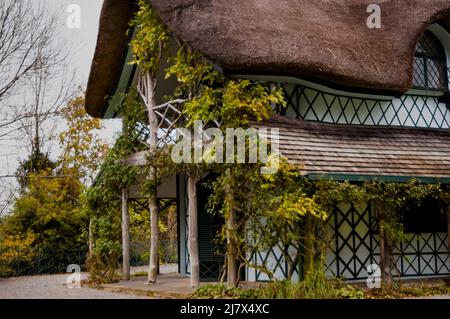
84,90 -> 146,282
129,0 -> 169,76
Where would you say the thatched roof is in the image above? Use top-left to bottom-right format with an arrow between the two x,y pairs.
86,0 -> 136,117
86,0 -> 450,117
252,115 -> 450,182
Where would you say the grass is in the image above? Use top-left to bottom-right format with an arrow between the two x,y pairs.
132,271 -> 148,277
192,276 -> 450,300
364,285 -> 450,299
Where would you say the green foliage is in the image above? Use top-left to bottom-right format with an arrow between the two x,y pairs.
221,80 -> 285,127
365,285 -> 450,299
129,0 -> 169,75
59,96 -> 108,183
364,180 -> 442,243
16,151 -> 55,191
0,97 -> 109,277
82,88 -> 179,281
336,285 -> 365,299
193,277 -> 344,299
0,232 -> 35,277
0,170 -> 87,277
192,284 -> 259,299
165,46 -> 224,100
83,151 -> 134,282
73,92 -> 146,282
194,281 -> 450,300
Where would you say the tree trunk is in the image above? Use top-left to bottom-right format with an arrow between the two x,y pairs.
375,199 -> 393,289
121,188 -> 130,281
188,174 -> 200,288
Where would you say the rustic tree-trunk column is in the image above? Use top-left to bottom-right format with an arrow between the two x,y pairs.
375,199 -> 393,289
447,205 -> 450,249
140,73 -> 160,284
225,169 -> 238,287
148,194 -> 159,283
188,174 -> 200,288
88,217 -> 94,269
303,213 -> 314,281
121,188 -> 130,281
227,208 -> 238,287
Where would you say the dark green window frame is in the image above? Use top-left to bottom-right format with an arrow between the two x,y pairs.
412,31 -> 448,91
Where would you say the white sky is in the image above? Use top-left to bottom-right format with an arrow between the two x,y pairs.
50,0 -> 122,141
0,0 -> 121,209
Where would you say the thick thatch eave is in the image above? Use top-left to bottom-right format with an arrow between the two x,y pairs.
149,0 -> 450,90
85,0 -> 450,118
85,0 -> 136,118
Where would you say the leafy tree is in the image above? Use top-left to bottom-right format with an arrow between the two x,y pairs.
1,170 -> 86,276
0,96 -> 109,277
16,151 -> 55,191
59,96 -> 109,184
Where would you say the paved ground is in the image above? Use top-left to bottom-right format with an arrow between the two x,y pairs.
129,263 -> 178,275
0,273 -> 150,299
0,264 -> 179,299
104,273 -> 193,298
1,264 -> 448,299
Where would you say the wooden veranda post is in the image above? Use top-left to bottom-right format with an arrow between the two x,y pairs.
447,205 -> 450,249
88,217 -> 94,269
137,72 -> 160,283
303,213 -> 314,280
225,169 -> 238,287
188,174 -> 200,288
374,199 -> 393,289
121,188 -> 130,280
227,208 -> 238,287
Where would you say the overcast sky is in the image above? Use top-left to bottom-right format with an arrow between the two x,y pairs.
49,0 -> 122,139
0,0 -> 121,209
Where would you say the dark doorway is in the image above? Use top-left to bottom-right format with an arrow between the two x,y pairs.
197,177 -> 225,281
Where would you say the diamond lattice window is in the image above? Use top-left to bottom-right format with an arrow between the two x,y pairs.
412,31 -> 448,90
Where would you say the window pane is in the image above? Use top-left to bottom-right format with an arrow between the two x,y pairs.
417,31 -> 445,57
427,58 -> 447,89
403,196 -> 447,233
413,31 -> 448,90
412,57 -> 426,88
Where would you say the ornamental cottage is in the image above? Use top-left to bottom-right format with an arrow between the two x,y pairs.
86,0 -> 450,283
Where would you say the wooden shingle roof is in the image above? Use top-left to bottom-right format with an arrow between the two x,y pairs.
253,115 -> 450,182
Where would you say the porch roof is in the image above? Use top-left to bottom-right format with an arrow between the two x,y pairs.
252,115 -> 450,183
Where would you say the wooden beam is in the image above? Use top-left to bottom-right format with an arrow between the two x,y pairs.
124,150 -> 149,167
128,175 -> 177,199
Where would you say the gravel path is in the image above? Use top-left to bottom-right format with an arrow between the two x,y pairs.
0,273 -> 149,299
